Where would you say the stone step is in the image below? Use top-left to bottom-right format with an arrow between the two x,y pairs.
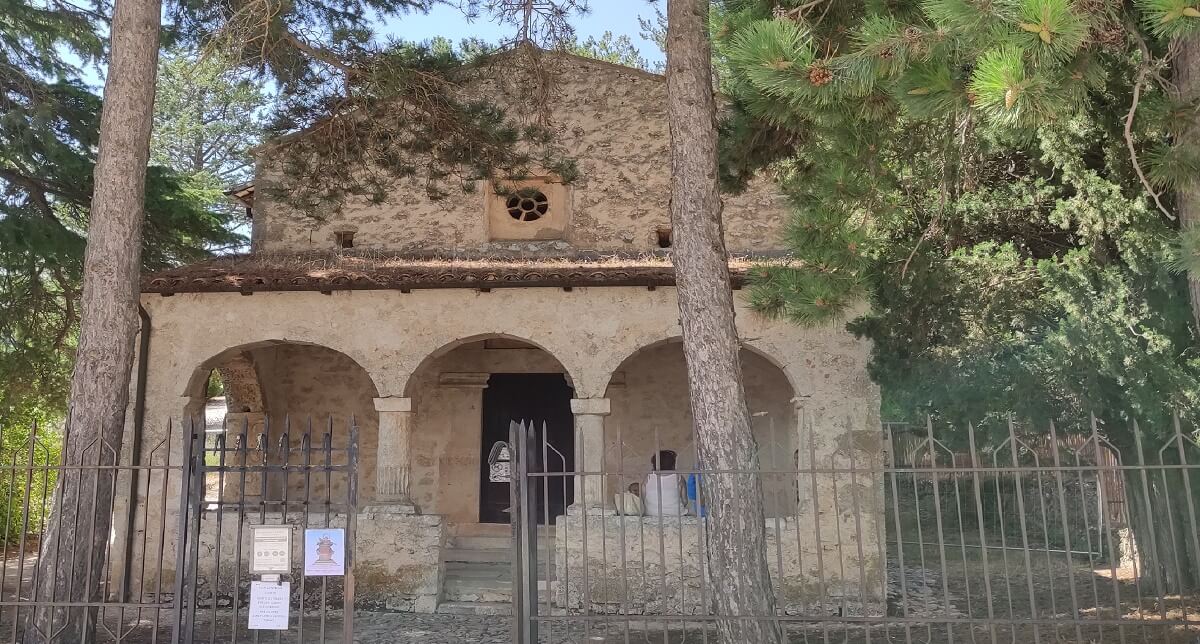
435,600 -> 512,616
443,547 -> 556,563
450,536 -> 511,550
445,561 -> 556,579
441,562 -> 559,603
444,547 -> 510,563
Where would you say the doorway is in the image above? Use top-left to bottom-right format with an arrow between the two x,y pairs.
479,373 -> 575,524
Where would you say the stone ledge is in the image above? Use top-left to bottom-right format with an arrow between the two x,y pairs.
569,398 -> 611,416
373,397 -> 413,413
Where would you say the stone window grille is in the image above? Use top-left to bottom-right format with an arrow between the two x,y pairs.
505,189 -> 550,222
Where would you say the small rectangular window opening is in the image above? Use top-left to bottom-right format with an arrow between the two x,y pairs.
335,231 -> 355,249
656,227 -> 673,249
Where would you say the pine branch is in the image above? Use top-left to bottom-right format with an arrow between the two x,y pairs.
1124,69 -> 1176,220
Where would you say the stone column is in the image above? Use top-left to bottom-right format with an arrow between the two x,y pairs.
569,398 -> 611,513
222,412 -> 266,501
373,396 -> 416,513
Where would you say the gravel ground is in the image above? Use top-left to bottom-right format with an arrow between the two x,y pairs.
6,608 -> 1200,643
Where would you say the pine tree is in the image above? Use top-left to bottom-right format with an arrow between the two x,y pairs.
715,0 -> 1200,591
151,48 -> 270,225
667,1 -> 783,642
0,2 -> 240,442
25,0 -> 165,638
165,0 -> 588,216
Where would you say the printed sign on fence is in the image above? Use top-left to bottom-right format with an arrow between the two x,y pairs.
303,528 -> 346,576
248,581 -> 290,630
249,525 -> 292,574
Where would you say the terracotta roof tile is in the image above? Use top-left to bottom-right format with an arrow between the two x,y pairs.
141,252 -> 774,295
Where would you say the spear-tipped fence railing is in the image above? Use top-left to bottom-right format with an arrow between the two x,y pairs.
0,415 -> 360,644
3,411 -> 1200,644
515,413 -> 1200,644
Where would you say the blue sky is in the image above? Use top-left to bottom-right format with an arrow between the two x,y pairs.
73,1 -> 664,88
377,1 -> 664,63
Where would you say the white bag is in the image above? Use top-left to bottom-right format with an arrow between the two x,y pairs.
614,492 -> 643,517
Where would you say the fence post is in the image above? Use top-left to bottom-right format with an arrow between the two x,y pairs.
345,423 -> 358,643
170,418 -> 198,644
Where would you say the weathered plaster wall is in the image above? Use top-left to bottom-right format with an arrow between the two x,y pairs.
117,285 -> 880,611
252,54 -> 789,255
184,511 -> 445,614
604,342 -> 797,517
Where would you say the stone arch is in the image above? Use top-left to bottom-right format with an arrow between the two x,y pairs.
602,336 -> 798,518
181,339 -> 383,501
401,333 -> 577,523
182,339 -> 381,400
603,335 -> 799,397
400,332 -> 578,398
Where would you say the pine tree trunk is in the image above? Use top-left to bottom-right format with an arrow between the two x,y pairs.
1177,34 -> 1200,327
665,2 -> 783,642
25,0 -> 161,641
1119,436 -> 1200,595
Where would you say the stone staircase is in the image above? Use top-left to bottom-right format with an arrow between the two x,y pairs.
436,524 -> 556,616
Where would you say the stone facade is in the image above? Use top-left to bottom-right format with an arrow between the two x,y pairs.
250,54 -> 789,256
189,511 -> 445,613
118,51 -> 884,615
553,515 -> 885,616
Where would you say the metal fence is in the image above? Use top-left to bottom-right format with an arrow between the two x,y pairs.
0,417 -> 359,644
5,412 -> 1200,644
177,418 -> 359,644
0,421 -> 190,644
512,415 -> 1200,644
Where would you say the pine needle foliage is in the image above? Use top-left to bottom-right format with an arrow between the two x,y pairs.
1,3 -> 244,452
716,0 -> 1200,430
168,0 -> 589,218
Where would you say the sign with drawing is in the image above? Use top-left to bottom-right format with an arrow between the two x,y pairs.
487,441 -> 512,483
303,528 -> 346,576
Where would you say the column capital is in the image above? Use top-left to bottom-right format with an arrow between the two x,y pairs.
570,398 -> 611,416
373,397 -> 413,413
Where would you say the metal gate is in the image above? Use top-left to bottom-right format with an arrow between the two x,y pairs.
177,418 -> 358,643
510,414 -> 1200,644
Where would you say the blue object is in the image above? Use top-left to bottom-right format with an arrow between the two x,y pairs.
686,473 -> 706,517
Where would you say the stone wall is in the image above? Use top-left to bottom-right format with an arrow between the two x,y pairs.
251,53 -> 789,256
184,510 -> 444,614
554,514 -> 885,617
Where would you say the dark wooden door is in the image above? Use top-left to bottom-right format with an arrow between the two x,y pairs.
479,373 -> 575,524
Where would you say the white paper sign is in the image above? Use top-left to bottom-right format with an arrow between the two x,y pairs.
304,528 -> 346,576
249,525 -> 292,574
248,581 -> 290,630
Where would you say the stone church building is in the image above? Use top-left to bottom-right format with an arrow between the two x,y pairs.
120,52 -> 883,616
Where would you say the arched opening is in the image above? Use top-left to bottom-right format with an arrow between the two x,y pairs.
185,341 -> 380,503
603,339 -> 797,518
405,336 -> 575,525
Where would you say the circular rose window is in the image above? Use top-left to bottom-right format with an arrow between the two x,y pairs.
506,190 -> 549,222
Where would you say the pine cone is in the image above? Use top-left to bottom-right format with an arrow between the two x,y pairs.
809,64 -> 833,87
